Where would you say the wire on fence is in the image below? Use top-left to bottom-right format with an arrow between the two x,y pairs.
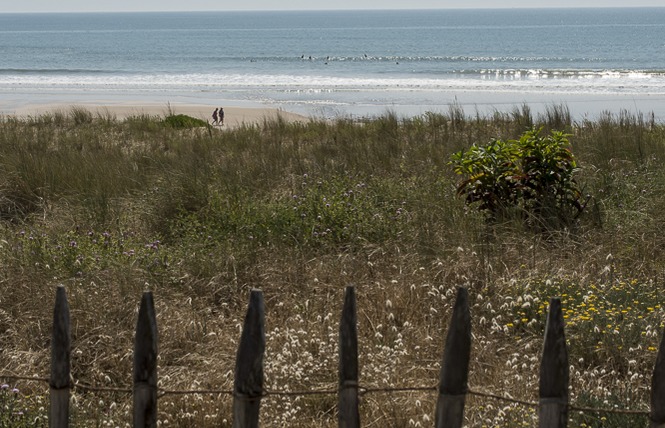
0,373 -> 651,416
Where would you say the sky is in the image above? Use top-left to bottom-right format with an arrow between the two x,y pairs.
2,0 -> 664,13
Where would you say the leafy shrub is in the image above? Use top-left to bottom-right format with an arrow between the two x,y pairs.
162,114 -> 208,129
451,128 -> 585,229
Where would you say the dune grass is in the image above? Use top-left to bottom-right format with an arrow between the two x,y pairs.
1,105 -> 665,426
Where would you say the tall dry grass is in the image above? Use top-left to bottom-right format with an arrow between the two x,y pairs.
1,105 -> 665,426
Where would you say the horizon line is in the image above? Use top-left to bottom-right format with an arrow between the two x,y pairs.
2,5 -> 665,14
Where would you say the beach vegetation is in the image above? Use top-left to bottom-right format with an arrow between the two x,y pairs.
451,127 -> 586,230
0,384 -> 46,427
1,106 -> 665,426
162,113 -> 209,129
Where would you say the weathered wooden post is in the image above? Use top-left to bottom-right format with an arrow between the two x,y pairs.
233,289 -> 265,428
435,286 -> 471,428
133,292 -> 158,428
650,323 -> 665,427
338,286 -> 360,428
50,285 -> 71,428
538,298 -> 569,428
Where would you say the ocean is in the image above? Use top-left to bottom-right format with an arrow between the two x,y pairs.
1,8 -> 665,119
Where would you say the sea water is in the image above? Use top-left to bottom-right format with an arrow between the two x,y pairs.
1,8 -> 665,119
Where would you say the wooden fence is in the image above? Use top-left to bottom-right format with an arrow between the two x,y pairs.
7,284 -> 665,427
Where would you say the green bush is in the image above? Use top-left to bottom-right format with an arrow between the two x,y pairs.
451,127 -> 585,229
162,114 -> 208,129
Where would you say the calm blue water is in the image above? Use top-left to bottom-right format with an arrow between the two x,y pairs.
1,8 -> 665,118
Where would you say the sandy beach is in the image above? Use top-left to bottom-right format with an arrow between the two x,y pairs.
4,102 -> 310,127
3,92 -> 665,125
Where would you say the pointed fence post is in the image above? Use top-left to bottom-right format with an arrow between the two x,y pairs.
650,324 -> 665,427
133,292 -> 158,428
538,298 -> 569,428
338,286 -> 360,428
50,285 -> 71,428
233,289 -> 265,428
435,286 -> 471,428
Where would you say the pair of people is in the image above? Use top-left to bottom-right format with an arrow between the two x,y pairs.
212,107 -> 225,126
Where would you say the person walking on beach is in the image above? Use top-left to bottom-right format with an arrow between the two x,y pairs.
212,108 -> 219,125
219,107 -> 225,126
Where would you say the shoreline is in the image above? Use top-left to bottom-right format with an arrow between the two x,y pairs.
2,90 -> 665,125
